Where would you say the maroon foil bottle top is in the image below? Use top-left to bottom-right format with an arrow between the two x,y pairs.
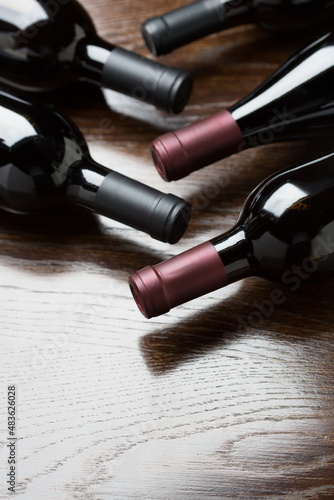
129,242 -> 228,318
150,109 -> 243,181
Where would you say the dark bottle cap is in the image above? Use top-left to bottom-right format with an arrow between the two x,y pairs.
102,47 -> 192,114
141,17 -> 171,57
141,0 -> 225,56
94,171 -> 191,243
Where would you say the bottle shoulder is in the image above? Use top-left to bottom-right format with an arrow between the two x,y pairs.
0,88 -> 86,150
0,0 -> 96,89
0,89 -> 87,213
252,0 -> 334,31
238,153 -> 334,280
230,30 -> 334,139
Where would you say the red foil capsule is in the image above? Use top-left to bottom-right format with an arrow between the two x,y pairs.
129,242 -> 227,318
150,109 -> 243,181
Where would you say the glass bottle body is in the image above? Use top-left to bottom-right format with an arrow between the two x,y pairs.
130,151 -> 334,317
0,87 -> 191,243
0,86 -> 92,213
0,1 -> 193,113
141,0 -> 334,55
212,152 -> 334,285
150,30 -> 334,181
231,32 -> 334,145
0,0 -> 96,90
252,0 -> 334,31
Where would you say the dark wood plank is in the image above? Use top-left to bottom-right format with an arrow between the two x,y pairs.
0,1 -> 334,499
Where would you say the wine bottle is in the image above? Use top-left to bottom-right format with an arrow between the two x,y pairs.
129,150 -> 334,317
141,0 -> 334,56
0,87 -> 191,244
150,30 -> 334,181
0,0 -> 192,114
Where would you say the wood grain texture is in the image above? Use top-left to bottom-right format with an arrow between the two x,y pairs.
0,1 -> 334,499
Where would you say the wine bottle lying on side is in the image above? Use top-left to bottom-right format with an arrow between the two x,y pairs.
142,0 -> 334,56
0,87 -> 191,244
129,150 -> 334,317
150,30 -> 334,181
0,0 -> 192,114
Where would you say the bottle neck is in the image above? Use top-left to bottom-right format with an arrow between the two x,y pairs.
66,155 -> 109,210
142,0 -> 253,56
73,35 -> 115,85
211,226 -> 253,284
72,35 -> 192,114
129,226 -> 253,319
66,155 -> 191,244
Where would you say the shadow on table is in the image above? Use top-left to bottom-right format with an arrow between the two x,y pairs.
0,206 -> 165,275
139,276 -> 334,374
38,81 -> 189,137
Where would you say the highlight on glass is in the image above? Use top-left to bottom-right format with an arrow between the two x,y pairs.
129,151 -> 334,317
0,87 -> 191,244
150,31 -> 334,181
141,0 -> 334,56
0,0 -> 193,113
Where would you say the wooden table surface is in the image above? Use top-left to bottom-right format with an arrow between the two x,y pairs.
1,1 -> 334,499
